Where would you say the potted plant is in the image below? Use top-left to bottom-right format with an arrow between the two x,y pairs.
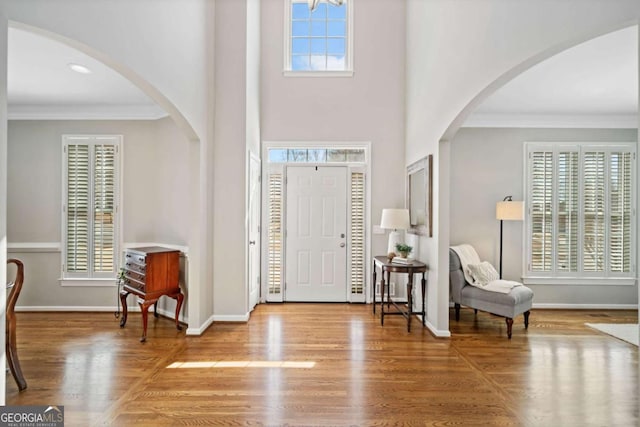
395,243 -> 413,258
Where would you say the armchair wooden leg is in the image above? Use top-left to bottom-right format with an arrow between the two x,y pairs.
524,311 -> 530,329
454,303 -> 460,321
506,317 -> 513,339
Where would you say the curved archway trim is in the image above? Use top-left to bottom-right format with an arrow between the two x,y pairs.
441,19 -> 639,143
9,20 -> 200,143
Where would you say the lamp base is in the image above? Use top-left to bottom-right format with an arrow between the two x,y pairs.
387,230 -> 401,255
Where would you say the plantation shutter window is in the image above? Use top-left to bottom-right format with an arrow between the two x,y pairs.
530,150 -> 554,272
609,152 -> 632,273
66,144 -> 90,273
582,151 -> 606,272
349,170 -> 365,297
267,172 -> 284,297
556,151 -> 578,272
525,142 -> 635,283
63,136 -> 121,280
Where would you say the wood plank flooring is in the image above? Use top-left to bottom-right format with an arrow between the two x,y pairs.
6,305 -> 638,426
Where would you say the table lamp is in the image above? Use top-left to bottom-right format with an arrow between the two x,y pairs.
380,208 -> 410,256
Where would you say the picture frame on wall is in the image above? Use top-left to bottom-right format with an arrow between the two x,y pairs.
406,154 -> 433,237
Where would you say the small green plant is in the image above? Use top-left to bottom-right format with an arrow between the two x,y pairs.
395,243 -> 413,255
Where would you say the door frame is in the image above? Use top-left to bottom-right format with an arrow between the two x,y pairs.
247,150 -> 261,313
261,141 -> 371,303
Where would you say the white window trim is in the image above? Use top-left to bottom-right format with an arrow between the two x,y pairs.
283,0 -> 355,77
61,135 -> 123,286
523,141 -> 637,286
262,141 -> 371,302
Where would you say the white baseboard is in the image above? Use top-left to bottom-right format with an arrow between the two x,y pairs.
425,318 -> 451,338
186,314 -> 216,336
532,303 -> 638,310
212,313 -> 250,322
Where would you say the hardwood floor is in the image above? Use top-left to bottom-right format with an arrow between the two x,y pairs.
6,305 -> 638,426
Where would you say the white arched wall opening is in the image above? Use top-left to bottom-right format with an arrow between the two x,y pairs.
0,16 -> 211,403
438,21 -> 640,336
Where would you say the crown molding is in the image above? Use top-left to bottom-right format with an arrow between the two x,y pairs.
8,103 -> 169,121
463,112 -> 638,129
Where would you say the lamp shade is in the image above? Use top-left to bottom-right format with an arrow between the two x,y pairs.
496,201 -> 524,221
380,209 -> 410,230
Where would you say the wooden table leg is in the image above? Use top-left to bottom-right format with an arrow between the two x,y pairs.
372,261 -> 377,314
119,290 -> 130,328
174,292 -> 184,331
380,267 -> 385,325
407,273 -> 414,332
138,298 -> 157,342
421,272 -> 427,326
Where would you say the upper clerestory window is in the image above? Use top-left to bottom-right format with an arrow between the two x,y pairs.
284,0 -> 353,76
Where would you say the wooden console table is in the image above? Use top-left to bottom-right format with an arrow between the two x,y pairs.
372,256 -> 428,332
119,246 -> 184,342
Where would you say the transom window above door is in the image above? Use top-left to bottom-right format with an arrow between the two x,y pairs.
285,0 -> 353,76
268,147 -> 364,163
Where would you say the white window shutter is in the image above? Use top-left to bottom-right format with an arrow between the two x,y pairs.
66,144 -> 90,273
93,144 -> 117,273
349,171 -> 365,295
556,151 -> 578,272
267,172 -> 283,297
609,152 -> 632,273
582,151 -> 606,272
530,150 -> 553,272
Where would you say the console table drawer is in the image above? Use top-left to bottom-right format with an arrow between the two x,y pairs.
124,252 -> 147,266
124,260 -> 146,274
124,276 -> 145,292
124,270 -> 146,284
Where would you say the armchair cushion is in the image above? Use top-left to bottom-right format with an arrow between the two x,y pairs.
467,261 -> 499,285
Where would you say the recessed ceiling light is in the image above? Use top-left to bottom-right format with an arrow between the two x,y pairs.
68,63 -> 91,74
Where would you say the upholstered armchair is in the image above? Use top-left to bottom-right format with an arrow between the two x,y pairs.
449,246 -> 533,338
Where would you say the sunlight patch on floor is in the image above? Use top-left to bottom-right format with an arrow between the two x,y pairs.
166,360 -> 316,369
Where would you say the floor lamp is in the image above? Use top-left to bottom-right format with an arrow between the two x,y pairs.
380,208 -> 410,256
496,196 -> 524,279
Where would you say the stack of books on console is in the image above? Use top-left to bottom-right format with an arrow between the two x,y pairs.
391,256 -> 414,264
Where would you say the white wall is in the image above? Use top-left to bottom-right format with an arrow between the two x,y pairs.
247,0 -> 261,157
7,118 -> 190,308
405,0 -> 640,336
261,0 -> 407,268
213,0 -> 250,318
451,127 -> 638,306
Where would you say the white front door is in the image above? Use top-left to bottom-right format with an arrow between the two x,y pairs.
248,154 -> 261,311
285,166 -> 347,302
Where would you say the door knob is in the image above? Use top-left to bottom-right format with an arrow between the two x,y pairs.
339,242 -> 346,248
249,240 -> 256,245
